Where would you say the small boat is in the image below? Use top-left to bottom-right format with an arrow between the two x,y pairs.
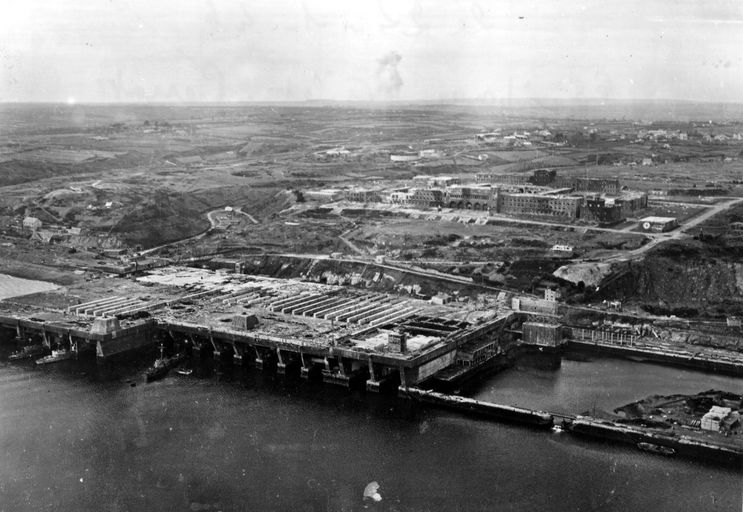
146,360 -> 170,382
363,481 -> 382,502
145,345 -> 186,383
637,442 -> 676,456
176,368 -> 193,376
36,349 -> 74,365
9,344 -> 47,361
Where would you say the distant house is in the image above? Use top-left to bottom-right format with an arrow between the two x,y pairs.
304,189 -> 344,203
641,158 -> 653,166
726,316 -> 742,328
23,216 -> 42,231
390,151 -> 419,163
430,293 -> 453,305
551,244 -> 574,253
544,288 -> 562,302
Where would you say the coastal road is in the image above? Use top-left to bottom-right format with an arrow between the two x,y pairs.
604,196 -> 743,262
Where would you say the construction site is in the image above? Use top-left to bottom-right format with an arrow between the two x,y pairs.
0,266 -> 525,391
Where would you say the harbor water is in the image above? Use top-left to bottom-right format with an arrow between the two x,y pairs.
470,348 -> 743,416
0,350 -> 740,511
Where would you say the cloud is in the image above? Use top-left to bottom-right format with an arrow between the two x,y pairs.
376,51 -> 403,96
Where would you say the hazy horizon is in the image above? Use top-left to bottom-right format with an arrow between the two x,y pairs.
2,97 -> 743,106
3,1 -> 743,104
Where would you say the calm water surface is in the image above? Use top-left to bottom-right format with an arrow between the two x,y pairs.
0,349 -> 740,511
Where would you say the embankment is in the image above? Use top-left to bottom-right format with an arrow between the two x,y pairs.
238,254 -> 485,297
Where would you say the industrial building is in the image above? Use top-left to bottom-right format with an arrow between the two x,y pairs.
476,172 -> 529,185
302,169 -> 639,224
530,169 -> 557,186
574,177 -> 620,195
23,216 -> 42,231
304,189 -> 345,203
701,406 -> 736,432
408,188 -> 444,208
412,175 -> 460,188
522,322 -> 565,348
580,196 -> 625,225
498,193 -> 583,219
390,151 -> 419,163
0,265 -> 522,392
639,216 -> 678,232
614,193 -> 648,216
345,188 -> 382,203
445,185 -> 494,210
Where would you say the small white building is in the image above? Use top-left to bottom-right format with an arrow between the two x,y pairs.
544,288 -> 562,302
23,216 -> 42,231
551,244 -> 574,253
430,293 -> 453,305
639,216 -> 678,232
304,189 -> 344,203
701,406 -> 732,432
390,151 -> 419,163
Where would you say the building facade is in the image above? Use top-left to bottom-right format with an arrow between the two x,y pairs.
499,193 -> 583,219
444,186 -> 494,210
580,196 -> 625,225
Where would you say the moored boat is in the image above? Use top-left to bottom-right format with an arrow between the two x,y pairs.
637,442 -> 676,456
9,344 -> 47,361
145,345 -> 186,382
36,349 -> 74,365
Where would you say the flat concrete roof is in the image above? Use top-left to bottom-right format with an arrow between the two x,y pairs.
640,216 -> 677,223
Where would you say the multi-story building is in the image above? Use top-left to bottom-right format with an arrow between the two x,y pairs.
444,185 -> 494,210
409,188 -> 444,208
530,169 -> 557,186
499,193 -> 583,219
614,193 -> 648,217
304,189 -> 345,203
552,176 -> 621,195
476,172 -> 529,185
413,176 -> 460,188
389,190 -> 412,205
580,196 -> 624,225
574,177 -> 620,195
345,188 -> 382,203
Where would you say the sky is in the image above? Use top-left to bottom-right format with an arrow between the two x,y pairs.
1,0 -> 742,104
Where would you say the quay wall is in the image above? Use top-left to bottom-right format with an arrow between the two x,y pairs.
402,387 -> 741,467
568,339 -> 743,376
567,418 -> 742,467
402,387 -> 554,428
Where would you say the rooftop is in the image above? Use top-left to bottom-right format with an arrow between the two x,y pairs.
640,216 -> 677,223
